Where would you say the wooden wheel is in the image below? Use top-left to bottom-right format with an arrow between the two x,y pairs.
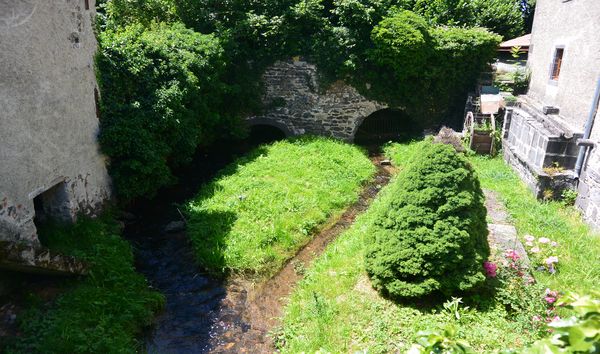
464,111 -> 475,149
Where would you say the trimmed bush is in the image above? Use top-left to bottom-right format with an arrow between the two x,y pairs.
365,141 -> 489,299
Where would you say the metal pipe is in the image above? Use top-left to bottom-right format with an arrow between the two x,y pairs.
576,139 -> 596,147
575,77 -> 600,177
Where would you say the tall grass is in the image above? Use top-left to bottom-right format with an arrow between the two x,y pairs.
4,216 -> 164,353
186,136 -> 375,276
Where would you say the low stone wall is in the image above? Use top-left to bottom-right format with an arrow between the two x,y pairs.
576,134 -> 600,227
246,60 -> 386,141
502,102 -> 579,200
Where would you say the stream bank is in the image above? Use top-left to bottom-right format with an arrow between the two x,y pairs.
125,139 -> 391,352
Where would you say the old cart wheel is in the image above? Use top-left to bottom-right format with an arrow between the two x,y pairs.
464,112 -> 475,149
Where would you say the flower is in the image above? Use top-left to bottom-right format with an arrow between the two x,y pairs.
483,261 -> 497,277
551,241 -> 558,247
530,247 -> 541,253
532,315 -> 542,322
539,237 -> 551,244
545,296 -> 557,304
545,256 -> 559,265
524,235 -> 535,242
525,241 -> 534,247
505,249 -> 520,261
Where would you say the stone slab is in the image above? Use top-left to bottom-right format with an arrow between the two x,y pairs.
0,241 -> 87,276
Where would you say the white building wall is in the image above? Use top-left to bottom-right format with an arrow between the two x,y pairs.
0,0 -> 111,246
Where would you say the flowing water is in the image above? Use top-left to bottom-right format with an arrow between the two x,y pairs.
122,134 -> 280,354
122,132 -> 391,353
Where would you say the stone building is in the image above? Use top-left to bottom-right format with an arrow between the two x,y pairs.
246,59 -> 388,142
0,0 -> 111,248
502,0 -> 600,226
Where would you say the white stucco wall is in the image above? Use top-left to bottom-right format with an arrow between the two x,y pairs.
0,0 -> 111,246
526,0 -> 600,131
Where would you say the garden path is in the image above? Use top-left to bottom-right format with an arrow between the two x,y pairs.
484,190 -> 529,263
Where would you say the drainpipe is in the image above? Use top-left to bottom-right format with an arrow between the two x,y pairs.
575,77 -> 600,177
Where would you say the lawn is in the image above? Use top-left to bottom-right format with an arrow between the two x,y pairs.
4,215 -> 164,353
277,140 -> 599,353
186,136 -> 375,276
469,156 -> 600,294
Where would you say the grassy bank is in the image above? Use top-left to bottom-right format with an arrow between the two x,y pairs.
4,216 -> 163,353
186,136 -> 375,276
468,156 -> 600,294
278,140 -> 599,352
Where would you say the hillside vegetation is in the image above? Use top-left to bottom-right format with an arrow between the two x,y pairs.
93,0 -> 519,200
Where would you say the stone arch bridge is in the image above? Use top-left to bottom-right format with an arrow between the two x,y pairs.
246,60 -> 389,142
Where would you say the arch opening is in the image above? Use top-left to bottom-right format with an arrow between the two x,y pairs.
246,124 -> 287,146
354,108 -> 422,148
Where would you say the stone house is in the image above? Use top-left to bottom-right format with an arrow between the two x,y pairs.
502,0 -> 600,226
0,0 -> 111,248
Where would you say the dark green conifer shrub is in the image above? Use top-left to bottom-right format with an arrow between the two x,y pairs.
365,141 -> 489,299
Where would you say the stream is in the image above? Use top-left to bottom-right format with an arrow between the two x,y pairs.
123,132 -> 280,353
122,130 -> 391,353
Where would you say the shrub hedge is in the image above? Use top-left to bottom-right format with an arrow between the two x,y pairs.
96,23 -> 239,200
365,141 -> 489,299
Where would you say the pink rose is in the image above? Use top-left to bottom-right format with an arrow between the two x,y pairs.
545,296 -> 556,304
483,261 -> 497,277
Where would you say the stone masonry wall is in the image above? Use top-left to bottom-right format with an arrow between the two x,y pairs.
247,60 -> 386,141
0,0 -> 111,246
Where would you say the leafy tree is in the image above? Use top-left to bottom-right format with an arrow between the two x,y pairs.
96,23 -> 235,200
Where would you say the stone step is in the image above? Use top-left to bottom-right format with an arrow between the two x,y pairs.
0,241 -> 87,276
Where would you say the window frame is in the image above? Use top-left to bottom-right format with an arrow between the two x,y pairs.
549,46 -> 565,84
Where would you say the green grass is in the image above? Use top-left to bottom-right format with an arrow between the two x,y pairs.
278,141 -> 542,353
4,215 -> 164,353
279,140 -> 600,352
468,155 -> 600,294
186,136 -> 375,276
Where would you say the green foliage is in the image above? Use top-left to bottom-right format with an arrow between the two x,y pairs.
412,0 -> 525,39
363,11 -> 500,126
365,142 -> 489,299
409,292 -> 600,354
532,292 -> 600,353
96,22 -> 240,200
409,324 -> 475,354
186,137 -> 374,276
561,189 -> 579,207
94,1 -> 509,200
97,0 -> 178,30
5,216 -> 164,353
278,141 -> 543,353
